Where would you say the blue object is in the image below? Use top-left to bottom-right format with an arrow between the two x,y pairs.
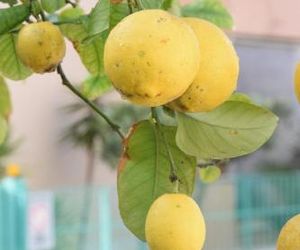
0,176 -> 27,250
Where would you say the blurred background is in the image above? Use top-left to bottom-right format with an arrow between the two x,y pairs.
1,0 -> 300,249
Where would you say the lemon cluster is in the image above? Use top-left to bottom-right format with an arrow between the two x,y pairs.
104,9 -> 239,112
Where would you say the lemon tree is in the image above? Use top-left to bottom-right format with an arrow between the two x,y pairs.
0,0 -> 279,249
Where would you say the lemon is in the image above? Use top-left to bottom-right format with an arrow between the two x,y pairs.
294,63 -> 300,103
104,10 -> 200,107
168,18 -> 239,112
145,193 -> 206,250
277,214 -> 300,250
17,22 -> 66,73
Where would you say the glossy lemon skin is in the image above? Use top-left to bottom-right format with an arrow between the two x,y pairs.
104,10 -> 200,107
17,22 -> 66,73
145,193 -> 206,250
277,214 -> 300,250
169,18 -> 239,112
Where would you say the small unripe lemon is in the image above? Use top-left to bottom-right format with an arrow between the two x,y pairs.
17,22 -> 66,73
145,193 -> 206,250
168,18 -> 239,112
294,63 -> 300,103
277,214 -> 300,250
104,10 -> 200,107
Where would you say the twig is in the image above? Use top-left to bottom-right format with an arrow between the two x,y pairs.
127,0 -> 133,14
197,159 -> 229,168
151,107 -> 179,185
57,65 -> 125,140
66,0 -> 77,8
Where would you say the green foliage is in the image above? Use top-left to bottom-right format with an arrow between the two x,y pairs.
0,76 -> 12,119
108,2 -> 130,30
0,0 -> 17,5
0,4 -> 31,36
0,130 -> 19,161
41,0 -> 66,13
81,75 -> 112,101
0,116 -> 7,145
199,165 -> 221,183
118,120 -> 196,240
60,19 -> 106,75
88,0 -> 110,38
138,0 -> 164,9
62,101 -> 148,167
84,1 -> 129,41
0,33 -> 32,80
176,94 -> 278,159
181,0 -> 234,29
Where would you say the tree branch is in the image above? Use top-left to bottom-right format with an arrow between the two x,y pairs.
56,65 -> 125,140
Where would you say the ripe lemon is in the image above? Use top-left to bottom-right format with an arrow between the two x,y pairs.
17,22 -> 66,73
145,193 -> 206,250
294,63 -> 300,103
277,214 -> 300,250
104,10 -> 200,107
168,18 -> 239,112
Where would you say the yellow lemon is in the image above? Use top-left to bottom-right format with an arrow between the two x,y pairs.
294,63 -> 300,103
277,214 -> 300,250
145,193 -> 206,250
17,22 -> 66,73
104,10 -> 200,107
168,18 -> 239,112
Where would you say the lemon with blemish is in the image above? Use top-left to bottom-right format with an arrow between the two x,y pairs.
168,18 -> 239,112
145,193 -> 206,250
104,10 -> 200,107
17,22 -> 66,73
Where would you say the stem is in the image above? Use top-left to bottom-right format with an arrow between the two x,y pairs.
197,159 -> 228,168
66,0 -> 77,8
53,19 -> 82,25
127,0 -> 133,14
151,108 -> 179,187
56,65 -> 125,140
133,0 -> 142,10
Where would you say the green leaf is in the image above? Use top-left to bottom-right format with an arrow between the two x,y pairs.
229,92 -> 253,104
60,20 -> 106,74
108,2 -> 129,30
199,165 -> 221,183
118,120 -> 196,241
81,75 -> 112,100
85,1 -> 129,41
181,0 -> 234,29
138,0 -> 163,9
0,76 -> 12,119
60,6 -> 84,19
0,33 -> 32,80
0,4 -> 31,35
176,98 -> 278,159
0,116 -> 8,145
0,0 -> 17,5
41,0 -> 66,13
88,0 -> 110,37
